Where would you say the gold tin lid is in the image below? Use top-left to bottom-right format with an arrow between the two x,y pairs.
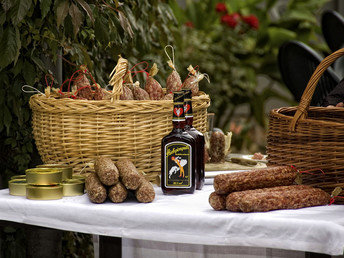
26,168 -> 62,186
72,174 -> 86,182
26,185 -> 63,200
9,179 -> 27,196
37,164 -> 73,181
62,179 -> 85,196
11,175 -> 26,180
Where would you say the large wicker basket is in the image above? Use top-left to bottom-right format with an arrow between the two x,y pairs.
267,48 -> 344,199
29,93 -> 210,180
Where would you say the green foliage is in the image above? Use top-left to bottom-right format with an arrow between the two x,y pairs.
0,0 -> 177,255
170,0 -> 330,152
0,0 -> 177,181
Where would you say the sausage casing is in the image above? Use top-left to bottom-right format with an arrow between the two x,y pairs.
214,166 -> 297,194
209,192 -> 227,211
237,186 -> 330,212
226,185 -> 313,212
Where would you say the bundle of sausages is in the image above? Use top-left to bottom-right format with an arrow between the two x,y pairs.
209,166 -> 330,212
85,157 -> 155,204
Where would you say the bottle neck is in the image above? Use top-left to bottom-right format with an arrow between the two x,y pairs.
185,116 -> 193,127
172,120 -> 186,130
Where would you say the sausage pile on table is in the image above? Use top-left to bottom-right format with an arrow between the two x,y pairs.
85,156 -> 155,204
209,166 -> 331,212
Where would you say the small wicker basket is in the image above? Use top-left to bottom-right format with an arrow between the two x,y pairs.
29,58 -> 210,181
267,48 -> 344,201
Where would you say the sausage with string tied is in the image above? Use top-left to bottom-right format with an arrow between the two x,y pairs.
237,186 -> 330,212
225,185 -> 314,212
214,166 -> 297,195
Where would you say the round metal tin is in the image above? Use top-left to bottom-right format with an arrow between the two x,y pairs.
72,174 -> 86,182
9,179 -> 27,196
26,185 -> 63,200
11,175 -> 26,180
36,164 -> 73,181
62,179 -> 85,196
26,168 -> 62,186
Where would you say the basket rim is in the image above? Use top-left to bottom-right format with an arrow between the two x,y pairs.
29,91 -> 210,114
270,106 -> 344,128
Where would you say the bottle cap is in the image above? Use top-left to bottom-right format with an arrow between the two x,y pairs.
173,91 -> 184,103
182,89 -> 192,100
173,92 -> 185,121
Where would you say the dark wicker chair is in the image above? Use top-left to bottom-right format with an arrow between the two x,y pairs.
321,10 -> 344,52
278,40 -> 339,106
321,10 -> 344,79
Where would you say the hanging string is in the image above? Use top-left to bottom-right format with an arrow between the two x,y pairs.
21,85 -> 45,95
179,65 -> 201,91
329,196 -> 344,205
124,61 -> 150,83
45,74 -> 54,88
58,66 -> 98,99
290,165 -> 325,175
22,73 -> 56,96
203,73 -> 210,83
164,45 -> 175,65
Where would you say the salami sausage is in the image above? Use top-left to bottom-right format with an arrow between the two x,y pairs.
85,173 -> 107,204
209,192 -> 227,211
226,185 -> 313,212
135,179 -> 155,203
109,181 -> 128,203
237,186 -> 330,212
214,166 -> 297,194
115,158 -> 144,190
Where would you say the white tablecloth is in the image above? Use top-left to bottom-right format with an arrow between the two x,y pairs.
0,184 -> 344,255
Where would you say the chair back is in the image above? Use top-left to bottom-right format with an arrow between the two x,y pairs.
321,10 -> 344,52
278,40 -> 339,106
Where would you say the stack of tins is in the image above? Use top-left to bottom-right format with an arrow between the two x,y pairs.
29,57 -> 210,181
9,165 -> 85,199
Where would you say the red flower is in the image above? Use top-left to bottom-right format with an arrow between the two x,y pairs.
215,3 -> 227,13
242,15 -> 259,29
221,13 -> 240,28
184,21 -> 194,28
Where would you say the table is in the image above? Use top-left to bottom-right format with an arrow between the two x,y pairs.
0,183 -> 344,256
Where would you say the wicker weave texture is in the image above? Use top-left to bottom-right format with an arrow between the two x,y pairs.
30,93 -> 210,180
267,48 -> 344,202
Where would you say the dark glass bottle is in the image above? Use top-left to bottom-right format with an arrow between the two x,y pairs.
182,89 -> 205,190
161,92 -> 196,194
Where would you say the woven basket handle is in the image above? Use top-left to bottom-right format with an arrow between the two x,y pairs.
290,48 -> 344,132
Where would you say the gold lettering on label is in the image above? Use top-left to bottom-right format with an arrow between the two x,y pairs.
166,146 -> 189,157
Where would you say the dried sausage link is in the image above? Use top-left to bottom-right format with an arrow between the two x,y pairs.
238,186 -> 330,212
209,192 -> 227,211
226,185 -> 313,212
214,166 -> 296,194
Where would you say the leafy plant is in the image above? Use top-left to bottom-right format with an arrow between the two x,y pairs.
0,0 -> 177,256
170,0 -> 330,152
0,0 -> 177,182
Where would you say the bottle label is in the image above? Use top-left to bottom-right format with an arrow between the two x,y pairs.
164,142 -> 192,188
172,102 -> 185,122
184,100 -> 193,118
